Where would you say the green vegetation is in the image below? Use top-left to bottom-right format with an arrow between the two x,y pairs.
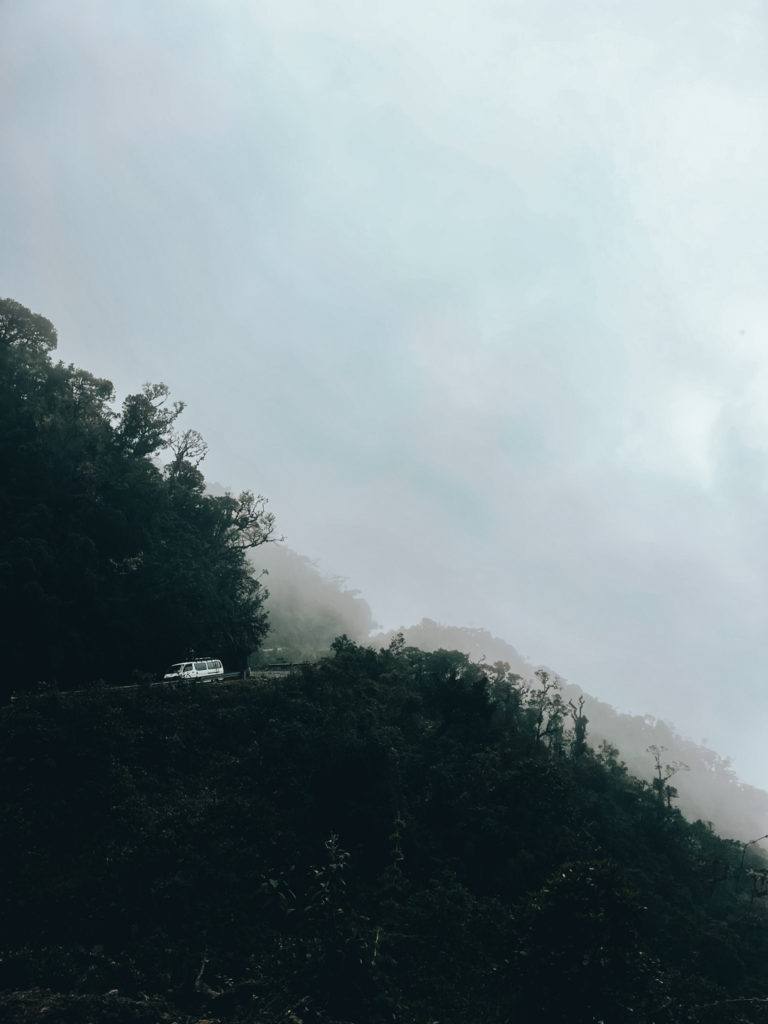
3,645 -> 768,1022
4,299 -> 768,1022
0,298 -> 275,693
381,621 -> 768,846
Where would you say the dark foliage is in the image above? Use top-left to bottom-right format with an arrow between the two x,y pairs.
381,619 -> 768,846
0,299 -> 274,691
3,641 -> 768,1022
5,298 -> 768,1021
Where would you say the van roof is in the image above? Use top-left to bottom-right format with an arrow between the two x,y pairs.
170,658 -> 219,665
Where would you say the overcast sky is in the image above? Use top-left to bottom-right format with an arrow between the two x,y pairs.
4,0 -> 768,786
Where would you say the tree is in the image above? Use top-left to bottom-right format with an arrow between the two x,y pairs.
527,669 -> 567,753
568,695 -> 589,757
648,745 -> 689,809
0,298 -> 275,689
116,382 -> 183,458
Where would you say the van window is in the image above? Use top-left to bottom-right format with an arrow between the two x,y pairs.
194,661 -> 207,671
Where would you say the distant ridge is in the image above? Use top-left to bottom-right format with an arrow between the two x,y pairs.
377,618 -> 768,846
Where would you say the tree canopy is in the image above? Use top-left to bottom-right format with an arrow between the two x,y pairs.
5,297 -> 768,1023
0,298 -> 275,691
3,641 -> 768,1022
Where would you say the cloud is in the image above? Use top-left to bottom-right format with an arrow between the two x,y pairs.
4,0 -> 768,784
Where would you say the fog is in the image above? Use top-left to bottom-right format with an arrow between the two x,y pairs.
250,542 -> 376,663
4,2 -> 768,787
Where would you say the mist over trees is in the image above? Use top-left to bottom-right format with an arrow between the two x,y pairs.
0,298 -> 274,692
377,618 -> 535,677
249,544 -> 376,664
8,296 -> 768,1020
380,619 -> 768,845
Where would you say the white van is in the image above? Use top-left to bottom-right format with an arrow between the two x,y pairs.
163,658 -> 224,682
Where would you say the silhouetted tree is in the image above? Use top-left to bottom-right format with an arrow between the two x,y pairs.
0,297 -> 275,690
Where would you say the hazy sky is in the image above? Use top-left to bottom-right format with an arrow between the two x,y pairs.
4,1 -> 768,786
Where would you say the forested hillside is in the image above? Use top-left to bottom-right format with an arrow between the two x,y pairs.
6,299 -> 768,1022
381,620 -> 768,845
0,299 -> 274,692
3,642 -> 768,1023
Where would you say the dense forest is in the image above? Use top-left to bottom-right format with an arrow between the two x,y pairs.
5,299 -> 768,1022
5,645 -> 768,1023
0,298 -> 275,693
380,620 -> 768,847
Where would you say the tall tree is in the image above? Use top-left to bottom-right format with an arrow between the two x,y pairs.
0,298 -> 275,690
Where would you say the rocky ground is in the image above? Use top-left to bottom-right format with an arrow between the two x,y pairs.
0,989 -> 312,1024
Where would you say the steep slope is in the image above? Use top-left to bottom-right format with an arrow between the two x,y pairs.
378,619 -> 768,845
3,643 -> 768,1023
